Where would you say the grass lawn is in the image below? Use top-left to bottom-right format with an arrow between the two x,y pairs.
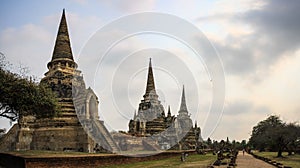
102,153 -> 216,168
3,150 -> 216,167
253,151 -> 300,168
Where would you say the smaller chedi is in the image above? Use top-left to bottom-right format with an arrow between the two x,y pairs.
128,59 -> 202,150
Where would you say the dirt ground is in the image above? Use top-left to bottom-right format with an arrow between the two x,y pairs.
235,151 -> 275,168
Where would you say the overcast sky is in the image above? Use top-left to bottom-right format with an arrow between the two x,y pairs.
0,0 -> 299,141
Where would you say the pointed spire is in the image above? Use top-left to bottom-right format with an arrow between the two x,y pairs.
133,110 -> 137,120
179,85 -> 188,113
161,110 -> 165,117
167,105 -> 171,117
51,9 -> 74,61
195,121 -> 198,128
145,58 -> 156,95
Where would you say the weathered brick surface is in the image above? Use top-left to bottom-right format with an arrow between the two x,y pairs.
0,150 -> 195,168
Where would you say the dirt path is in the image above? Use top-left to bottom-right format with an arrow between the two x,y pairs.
235,151 -> 275,168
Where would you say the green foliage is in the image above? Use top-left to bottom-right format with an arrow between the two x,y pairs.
0,53 -> 60,121
230,139 -> 247,150
249,115 -> 283,151
249,115 -> 300,157
206,137 -> 212,148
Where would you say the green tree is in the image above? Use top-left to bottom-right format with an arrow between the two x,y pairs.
0,53 -> 60,121
241,140 -> 247,149
249,115 -> 283,152
249,115 -> 300,157
284,123 -> 300,155
207,137 -> 212,149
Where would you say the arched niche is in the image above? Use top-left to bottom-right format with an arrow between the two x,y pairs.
85,92 -> 99,120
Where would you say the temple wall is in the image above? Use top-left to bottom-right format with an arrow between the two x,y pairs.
0,124 -> 19,151
31,126 -> 91,152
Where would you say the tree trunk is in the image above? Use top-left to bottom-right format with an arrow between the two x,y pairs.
277,149 -> 283,157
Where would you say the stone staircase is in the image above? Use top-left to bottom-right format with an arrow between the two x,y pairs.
58,98 -> 77,117
0,124 -> 19,151
52,98 -> 120,153
142,137 -> 161,151
94,120 -> 120,153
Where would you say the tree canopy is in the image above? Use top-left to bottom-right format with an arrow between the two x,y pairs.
249,115 -> 300,157
0,53 -> 60,121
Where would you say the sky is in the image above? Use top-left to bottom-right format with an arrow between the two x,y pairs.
0,0 -> 300,141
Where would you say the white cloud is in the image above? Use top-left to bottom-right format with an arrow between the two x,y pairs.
0,24 -> 53,78
102,0 -> 157,12
251,50 -> 300,122
0,11 -> 103,79
70,0 -> 88,5
195,0 -> 300,140
212,0 -> 266,14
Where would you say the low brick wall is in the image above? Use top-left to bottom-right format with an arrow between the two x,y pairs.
250,152 -> 292,168
0,150 -> 195,168
0,152 -> 25,168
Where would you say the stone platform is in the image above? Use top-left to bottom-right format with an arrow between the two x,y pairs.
0,150 -> 195,168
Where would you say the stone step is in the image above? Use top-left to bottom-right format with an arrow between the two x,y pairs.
60,112 -> 77,116
60,108 -> 76,112
94,120 -> 120,152
60,104 -> 75,108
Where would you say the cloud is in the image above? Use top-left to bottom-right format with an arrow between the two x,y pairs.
197,0 -> 300,77
224,100 -> 271,116
102,0 -> 157,12
238,0 -> 300,61
0,24 -> 53,78
70,0 -> 88,5
224,100 -> 253,115
250,50 -> 300,122
0,11 -> 102,79
195,0 -> 300,140
210,99 -> 271,141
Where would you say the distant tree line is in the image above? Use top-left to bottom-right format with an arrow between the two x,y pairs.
0,53 -> 60,124
248,115 -> 300,157
198,115 -> 300,158
199,137 -> 247,153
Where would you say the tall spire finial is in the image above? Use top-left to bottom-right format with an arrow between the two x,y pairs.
179,85 -> 188,113
133,110 -> 137,120
145,58 -> 156,95
167,105 -> 171,117
51,9 -> 74,61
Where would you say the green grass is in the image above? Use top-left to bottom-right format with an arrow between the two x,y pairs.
102,153 -> 216,168
253,151 -> 300,168
5,150 -> 216,167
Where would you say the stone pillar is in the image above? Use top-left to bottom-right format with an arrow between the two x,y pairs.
15,115 -> 35,151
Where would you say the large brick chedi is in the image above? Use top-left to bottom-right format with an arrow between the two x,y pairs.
0,10 -> 119,153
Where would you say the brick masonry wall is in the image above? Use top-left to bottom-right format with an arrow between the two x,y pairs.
0,150 -> 195,168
